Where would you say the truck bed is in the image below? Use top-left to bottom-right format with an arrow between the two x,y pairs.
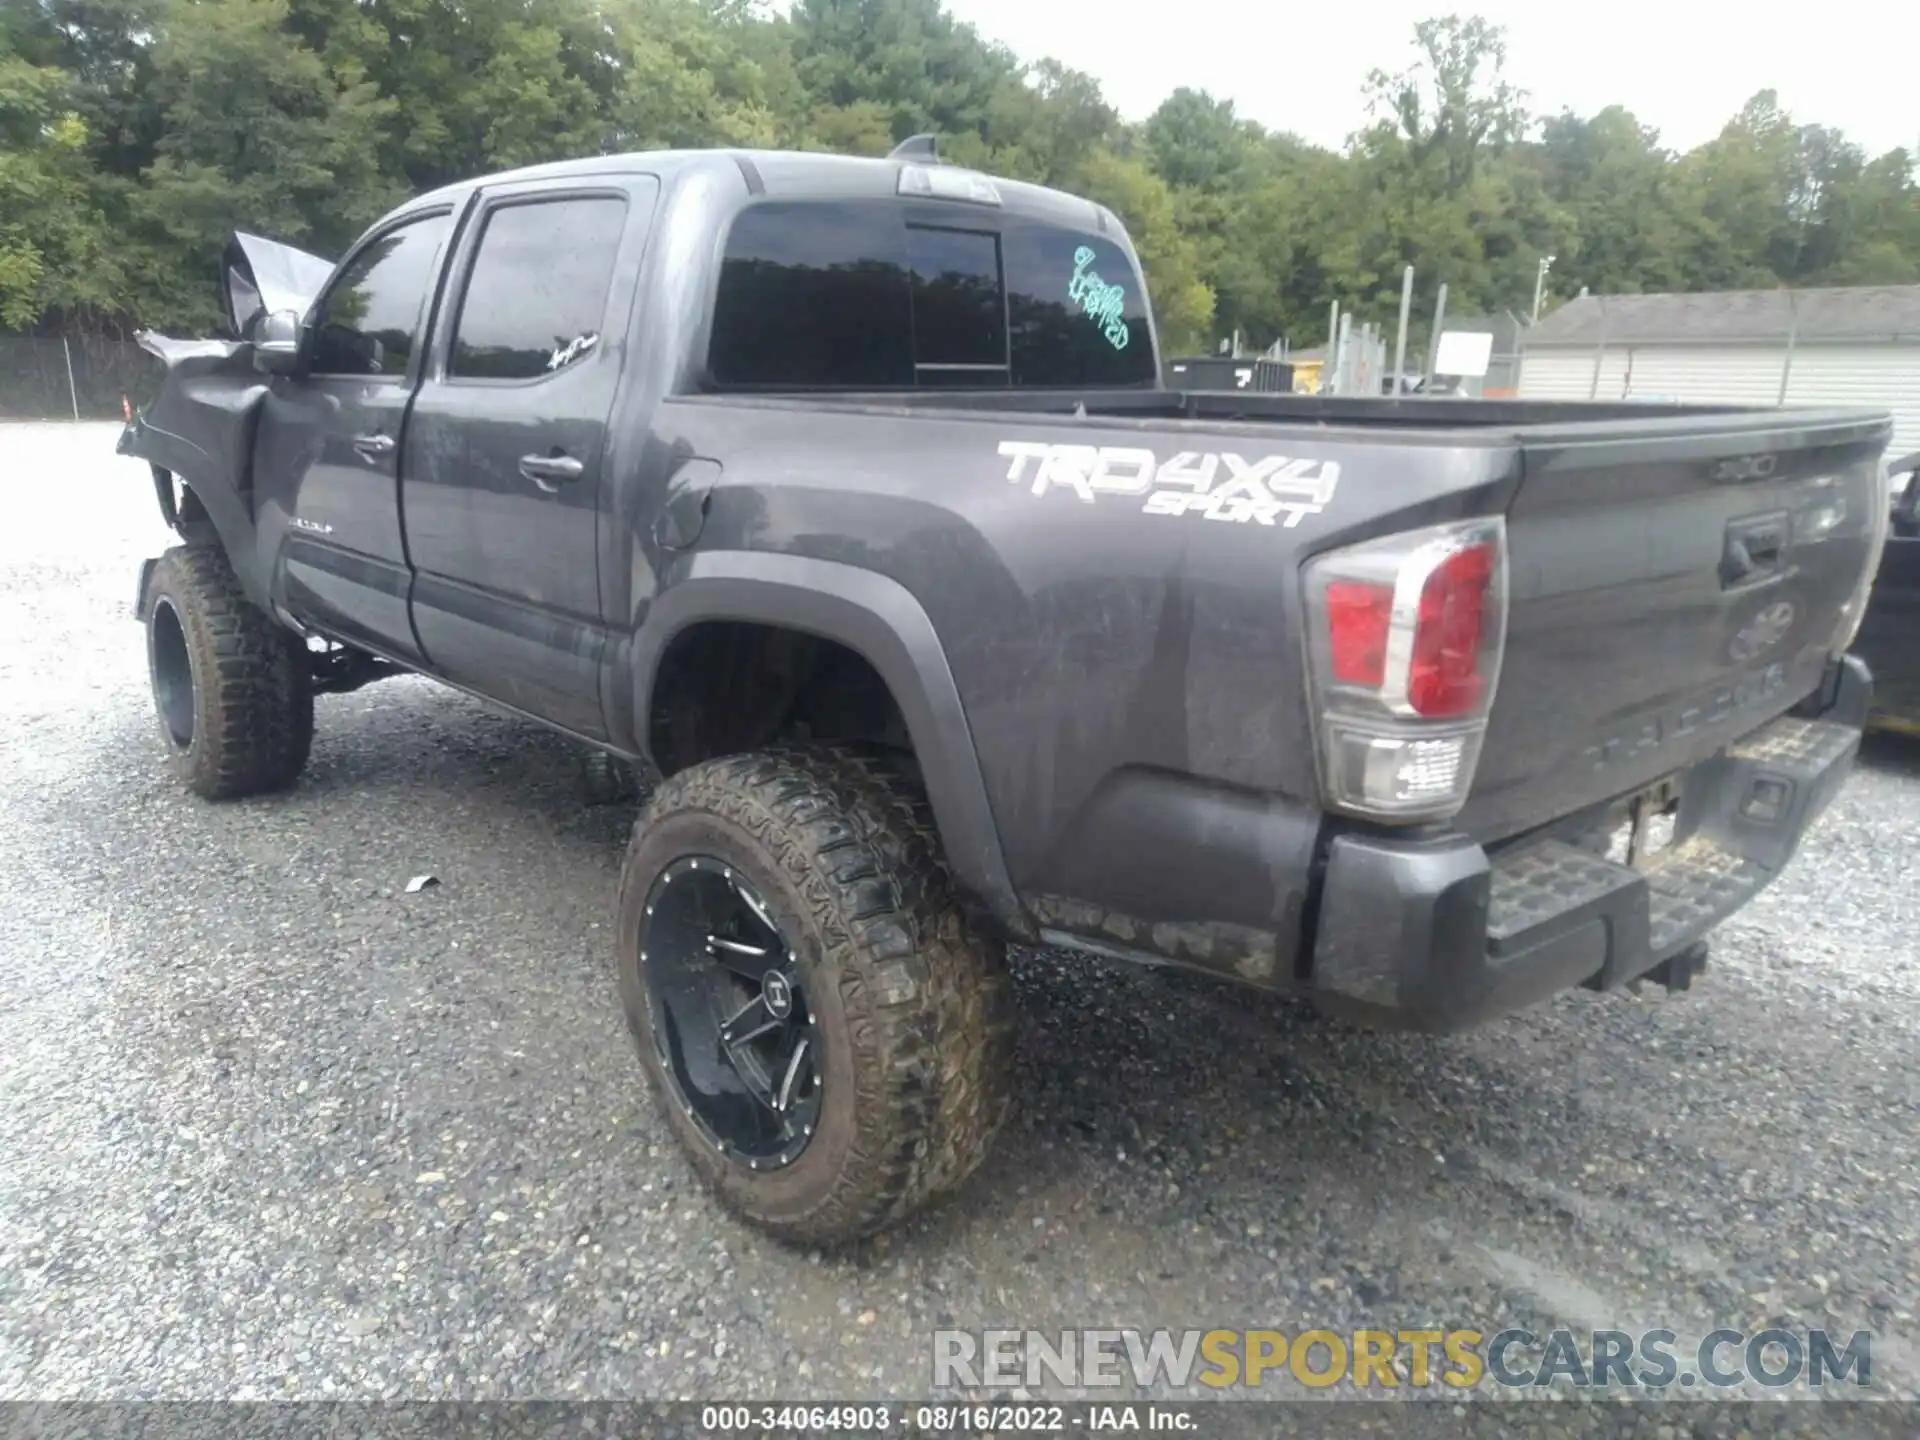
665,386 -> 1891,863
710,384 -> 1867,436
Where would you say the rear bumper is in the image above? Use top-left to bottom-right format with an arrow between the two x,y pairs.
1309,655 -> 1870,1032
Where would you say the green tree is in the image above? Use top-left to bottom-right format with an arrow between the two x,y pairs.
1815,149 -> 1920,284
1666,92 -> 1813,288
280,0 -> 618,191
16,0 -> 167,177
1533,107 -> 1681,295
1145,87 -> 1253,193
131,0 -> 397,328
1073,144 -> 1213,352
1336,15 -> 1539,326
613,0 -> 799,151
0,53 -> 125,327
5,3 -> 1920,343
788,0 -> 1023,146
1362,15 -> 1527,192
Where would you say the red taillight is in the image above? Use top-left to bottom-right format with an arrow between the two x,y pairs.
1406,542 -> 1495,717
1326,580 -> 1391,686
1301,517 -> 1508,822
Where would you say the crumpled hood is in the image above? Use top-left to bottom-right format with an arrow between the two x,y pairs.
222,232 -> 335,338
135,333 -> 247,363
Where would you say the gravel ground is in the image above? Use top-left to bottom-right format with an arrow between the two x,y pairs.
2,423 -> 1918,1432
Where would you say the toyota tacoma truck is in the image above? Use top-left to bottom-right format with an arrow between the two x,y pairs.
119,141 -> 1894,1244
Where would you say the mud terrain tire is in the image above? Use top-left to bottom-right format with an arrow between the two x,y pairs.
143,545 -> 314,799
616,745 -> 1015,1245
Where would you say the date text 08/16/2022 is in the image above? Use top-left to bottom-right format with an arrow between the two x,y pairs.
698,1404 -> 1188,1433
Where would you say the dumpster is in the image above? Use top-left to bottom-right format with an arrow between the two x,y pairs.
1164,356 -> 1294,393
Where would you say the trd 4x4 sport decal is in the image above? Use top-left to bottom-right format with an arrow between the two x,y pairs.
996,441 -> 1340,528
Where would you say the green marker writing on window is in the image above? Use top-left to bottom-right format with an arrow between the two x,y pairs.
1068,245 -> 1130,351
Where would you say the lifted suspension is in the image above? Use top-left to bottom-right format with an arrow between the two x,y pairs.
308,642 -> 403,696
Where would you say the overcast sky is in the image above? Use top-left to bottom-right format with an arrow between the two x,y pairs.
942,0 -> 1920,159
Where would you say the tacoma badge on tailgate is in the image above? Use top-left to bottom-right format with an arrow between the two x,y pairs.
996,441 -> 1339,527
1581,662 -> 1791,771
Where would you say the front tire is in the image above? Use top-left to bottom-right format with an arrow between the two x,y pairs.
143,546 -> 314,800
616,746 -> 1014,1245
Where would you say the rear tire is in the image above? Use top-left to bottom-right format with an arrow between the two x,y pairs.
616,745 -> 1014,1245
143,545 -> 314,800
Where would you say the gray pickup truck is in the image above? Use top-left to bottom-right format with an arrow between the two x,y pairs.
120,142 -> 1893,1243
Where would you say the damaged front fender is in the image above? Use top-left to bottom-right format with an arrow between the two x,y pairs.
118,332 -> 270,599
118,231 -> 337,611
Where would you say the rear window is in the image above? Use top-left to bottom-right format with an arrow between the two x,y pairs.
707,199 -> 1154,390
908,225 -> 1005,377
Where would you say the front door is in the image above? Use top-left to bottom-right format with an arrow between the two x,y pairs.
253,208 -> 456,661
401,176 -> 658,737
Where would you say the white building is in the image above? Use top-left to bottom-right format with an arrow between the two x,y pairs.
1516,285 -> 1920,459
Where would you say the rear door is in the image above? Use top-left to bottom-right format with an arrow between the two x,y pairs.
1460,413 -> 1891,841
254,208 -> 455,659
402,176 -> 658,738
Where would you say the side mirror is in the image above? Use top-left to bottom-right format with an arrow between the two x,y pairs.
252,309 -> 304,375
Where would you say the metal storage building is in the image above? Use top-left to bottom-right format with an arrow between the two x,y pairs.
1516,285 -> 1920,457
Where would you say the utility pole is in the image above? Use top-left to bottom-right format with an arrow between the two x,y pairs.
1531,255 -> 1556,324
62,337 -> 81,422
1324,302 -> 1340,393
1391,265 -> 1414,396
1588,297 -> 1610,400
1424,283 -> 1449,388
1778,290 -> 1799,405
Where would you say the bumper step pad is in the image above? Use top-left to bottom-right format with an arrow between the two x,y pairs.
1486,841 -> 1639,954
1642,837 -> 1767,956
1487,712 -> 1859,980
1727,714 -> 1861,770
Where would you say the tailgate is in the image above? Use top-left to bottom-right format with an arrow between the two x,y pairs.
1458,411 -> 1891,842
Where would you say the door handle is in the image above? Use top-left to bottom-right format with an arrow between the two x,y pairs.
352,432 -> 395,459
1720,512 -> 1790,588
519,453 -> 585,493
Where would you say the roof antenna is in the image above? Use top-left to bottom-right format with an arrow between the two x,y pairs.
889,134 -> 940,163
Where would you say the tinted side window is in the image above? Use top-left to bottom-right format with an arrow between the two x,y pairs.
310,214 -> 451,378
1004,227 -> 1155,387
908,225 -> 1006,380
708,202 -> 1156,389
450,197 -> 627,380
710,202 -> 912,387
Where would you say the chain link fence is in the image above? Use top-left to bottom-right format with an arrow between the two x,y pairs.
0,334 -> 163,421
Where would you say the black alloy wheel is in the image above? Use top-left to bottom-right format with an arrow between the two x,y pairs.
149,595 -> 197,750
638,855 -> 823,1169
616,746 -> 1016,1245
